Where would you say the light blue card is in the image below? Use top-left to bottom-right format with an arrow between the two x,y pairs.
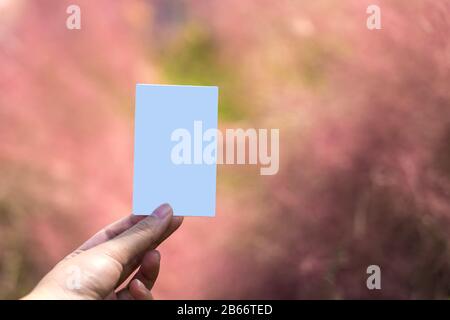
132,84 -> 218,216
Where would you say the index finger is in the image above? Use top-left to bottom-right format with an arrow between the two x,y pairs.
77,215 -> 146,251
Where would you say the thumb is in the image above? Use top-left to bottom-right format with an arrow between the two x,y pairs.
91,204 -> 173,272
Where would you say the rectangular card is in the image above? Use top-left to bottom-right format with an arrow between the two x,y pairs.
132,84 -> 218,216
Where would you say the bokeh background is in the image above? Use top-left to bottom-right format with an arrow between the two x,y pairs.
1,0 -> 449,299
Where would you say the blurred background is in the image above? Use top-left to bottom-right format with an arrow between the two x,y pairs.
0,0 -> 449,299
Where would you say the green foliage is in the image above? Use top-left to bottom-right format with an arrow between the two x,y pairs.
159,25 -> 247,121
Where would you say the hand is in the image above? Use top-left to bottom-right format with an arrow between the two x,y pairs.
23,204 -> 183,300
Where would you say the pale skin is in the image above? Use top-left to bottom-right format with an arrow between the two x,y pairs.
23,203 -> 183,300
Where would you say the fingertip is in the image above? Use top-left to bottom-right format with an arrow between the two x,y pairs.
152,203 -> 173,219
145,249 -> 161,264
172,216 -> 184,228
129,279 -> 153,300
140,250 -> 161,280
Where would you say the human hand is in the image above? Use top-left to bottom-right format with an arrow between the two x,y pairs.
23,204 -> 183,300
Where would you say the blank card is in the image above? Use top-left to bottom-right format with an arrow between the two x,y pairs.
132,84 -> 218,216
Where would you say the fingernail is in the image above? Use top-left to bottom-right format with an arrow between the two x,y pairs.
134,279 -> 145,290
152,203 -> 172,218
131,279 -> 147,293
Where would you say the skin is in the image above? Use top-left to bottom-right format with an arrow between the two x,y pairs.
22,203 -> 183,300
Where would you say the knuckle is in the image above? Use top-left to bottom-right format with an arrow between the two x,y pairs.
131,218 -> 161,245
63,249 -> 84,261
